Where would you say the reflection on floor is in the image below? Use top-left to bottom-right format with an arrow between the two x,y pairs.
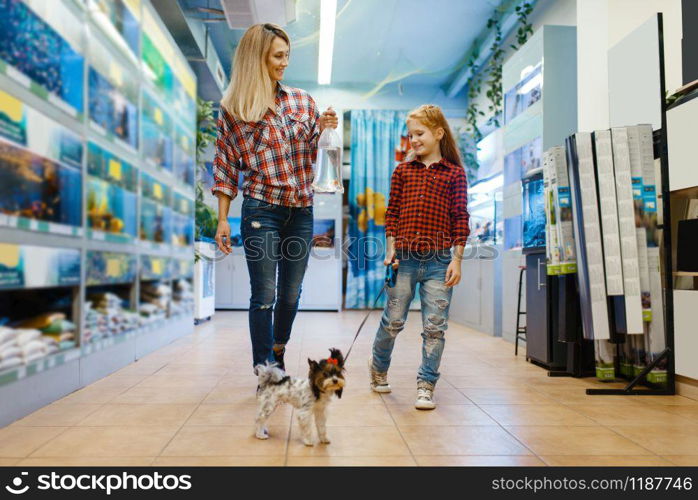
1,311 -> 697,466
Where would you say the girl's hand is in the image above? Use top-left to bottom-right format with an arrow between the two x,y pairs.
319,107 -> 338,131
445,259 -> 462,287
384,251 -> 399,269
215,220 -> 232,255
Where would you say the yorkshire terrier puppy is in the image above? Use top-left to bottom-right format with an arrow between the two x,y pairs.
254,348 -> 345,446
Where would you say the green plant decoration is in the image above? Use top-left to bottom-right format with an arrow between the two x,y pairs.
485,13 -> 505,128
194,98 -> 218,262
463,1 -> 535,176
512,2 -> 535,50
464,57 -> 484,175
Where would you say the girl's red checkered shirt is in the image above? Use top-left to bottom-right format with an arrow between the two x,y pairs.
385,158 -> 470,251
211,83 -> 320,207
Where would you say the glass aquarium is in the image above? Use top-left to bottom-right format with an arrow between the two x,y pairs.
522,172 -> 546,249
141,90 -> 172,171
504,63 -> 542,125
140,172 -> 171,244
171,192 -> 194,247
86,142 -> 137,239
312,219 -> 335,248
468,175 -> 503,246
0,140 -> 82,228
0,0 -> 85,114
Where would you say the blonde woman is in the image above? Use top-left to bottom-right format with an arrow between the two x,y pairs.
212,23 -> 338,371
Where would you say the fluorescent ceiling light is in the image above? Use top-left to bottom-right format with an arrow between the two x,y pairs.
318,0 -> 337,85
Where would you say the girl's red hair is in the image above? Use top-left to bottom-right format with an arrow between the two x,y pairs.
406,104 -> 463,167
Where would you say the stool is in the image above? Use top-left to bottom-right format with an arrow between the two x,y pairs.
515,265 -> 527,356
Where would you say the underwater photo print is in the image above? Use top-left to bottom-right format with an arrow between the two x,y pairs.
173,123 -> 195,187
141,89 -> 172,171
522,173 -> 546,249
140,171 -> 171,244
171,191 -> 194,247
0,243 -> 80,289
0,0 -> 85,115
0,90 -> 82,230
86,142 -> 137,240
87,0 -> 140,59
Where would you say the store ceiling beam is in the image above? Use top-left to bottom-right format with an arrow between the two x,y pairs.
151,0 -> 228,101
444,0 -> 538,99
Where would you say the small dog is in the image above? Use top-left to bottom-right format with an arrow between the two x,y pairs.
254,348 -> 345,446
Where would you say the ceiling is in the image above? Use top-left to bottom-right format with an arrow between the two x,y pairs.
178,0 -> 500,95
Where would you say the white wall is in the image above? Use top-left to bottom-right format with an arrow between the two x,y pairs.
471,0 -> 577,134
577,0 -> 609,131
577,0 -> 682,131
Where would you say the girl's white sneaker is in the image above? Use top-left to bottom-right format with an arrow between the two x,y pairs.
415,381 -> 436,410
368,356 -> 391,393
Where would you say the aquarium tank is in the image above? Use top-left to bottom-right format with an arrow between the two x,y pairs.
522,173 -> 546,249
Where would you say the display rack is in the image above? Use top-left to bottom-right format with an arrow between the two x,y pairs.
0,0 -> 197,426
500,25 -> 577,346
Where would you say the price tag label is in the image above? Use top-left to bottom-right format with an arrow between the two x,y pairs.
108,159 -> 122,181
152,259 -> 162,275
153,183 -> 163,200
106,258 -> 121,278
109,62 -> 124,87
154,107 -> 164,126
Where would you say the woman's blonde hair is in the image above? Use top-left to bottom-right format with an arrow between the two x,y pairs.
406,104 -> 463,167
220,23 -> 290,122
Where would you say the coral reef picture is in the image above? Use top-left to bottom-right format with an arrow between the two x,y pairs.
0,139 -> 81,227
86,250 -> 137,285
89,0 -> 139,58
171,213 -> 193,247
87,178 -> 137,237
173,124 -> 195,187
0,0 -> 84,113
0,243 -> 80,289
172,192 -> 194,247
141,90 -> 172,171
312,219 -> 335,248
88,67 -> 138,149
86,142 -> 137,238
140,198 -> 171,244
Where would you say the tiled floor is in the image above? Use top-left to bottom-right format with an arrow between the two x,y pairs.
2,310 -> 697,467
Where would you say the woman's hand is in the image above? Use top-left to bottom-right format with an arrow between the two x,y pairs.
445,259 -> 462,287
319,107 -> 338,131
215,219 -> 232,255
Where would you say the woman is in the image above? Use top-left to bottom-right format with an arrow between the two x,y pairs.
212,23 -> 338,371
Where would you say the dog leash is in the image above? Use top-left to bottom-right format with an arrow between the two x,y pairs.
343,264 -> 398,363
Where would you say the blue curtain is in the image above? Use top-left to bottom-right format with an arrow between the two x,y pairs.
345,110 -> 407,309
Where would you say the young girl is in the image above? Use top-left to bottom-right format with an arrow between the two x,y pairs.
369,104 -> 469,410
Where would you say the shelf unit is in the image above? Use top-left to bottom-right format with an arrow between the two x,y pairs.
0,0 -> 196,426
667,93 -> 698,381
500,25 -> 578,345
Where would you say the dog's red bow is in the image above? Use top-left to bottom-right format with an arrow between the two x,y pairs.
326,357 -> 338,366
